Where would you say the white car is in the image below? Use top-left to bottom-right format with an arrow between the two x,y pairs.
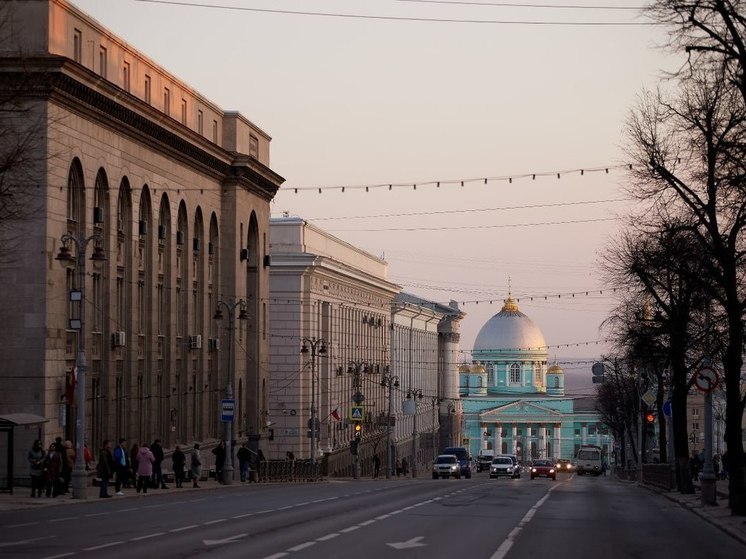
489,455 -> 521,479
432,454 -> 461,479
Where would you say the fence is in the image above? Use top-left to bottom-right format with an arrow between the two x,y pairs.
255,460 -> 322,483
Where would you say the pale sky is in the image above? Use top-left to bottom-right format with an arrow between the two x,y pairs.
71,0 -> 680,365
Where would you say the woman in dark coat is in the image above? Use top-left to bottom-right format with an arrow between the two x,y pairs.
172,445 -> 186,488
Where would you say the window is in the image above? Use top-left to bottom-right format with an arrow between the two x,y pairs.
692,408 -> 699,417
99,46 -> 107,78
123,61 -> 130,92
212,120 -> 218,143
249,134 -> 259,158
181,99 -> 187,124
73,29 -> 82,63
692,422 -> 699,431
144,75 -> 151,104
510,363 -> 520,384
164,88 -> 170,115
534,363 -> 541,384
197,110 -> 204,134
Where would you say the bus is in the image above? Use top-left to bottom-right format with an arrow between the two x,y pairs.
576,445 -> 603,476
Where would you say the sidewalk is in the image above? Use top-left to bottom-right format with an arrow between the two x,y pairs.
645,478 -> 746,546
0,477 -> 247,512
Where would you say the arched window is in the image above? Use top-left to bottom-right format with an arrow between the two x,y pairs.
510,363 -> 520,384
554,377 -> 560,388
67,159 -> 84,224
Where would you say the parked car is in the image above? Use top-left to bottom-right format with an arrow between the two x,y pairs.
442,446 -> 472,478
530,459 -> 556,480
432,454 -> 461,479
489,455 -> 520,479
555,458 -> 574,473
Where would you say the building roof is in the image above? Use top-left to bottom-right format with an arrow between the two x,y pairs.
473,297 -> 547,354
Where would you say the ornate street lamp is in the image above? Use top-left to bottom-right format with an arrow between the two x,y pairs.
381,374 -> 400,479
300,338 -> 327,462
56,232 -> 106,500
213,298 -> 248,485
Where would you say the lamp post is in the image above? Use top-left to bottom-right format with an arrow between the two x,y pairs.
405,388 -> 423,478
213,298 -> 248,486
301,338 -> 327,462
56,232 -> 106,500
381,374 -> 399,479
347,360 -> 369,479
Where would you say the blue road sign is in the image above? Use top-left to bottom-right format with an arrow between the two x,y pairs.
221,399 -> 235,422
662,400 -> 672,418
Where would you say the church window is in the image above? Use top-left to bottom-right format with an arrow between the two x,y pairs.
510,363 -> 520,384
487,367 -> 494,385
476,376 -> 483,387
554,377 -> 560,388
534,363 -> 542,384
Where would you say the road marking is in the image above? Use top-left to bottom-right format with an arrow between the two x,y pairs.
375,514 -> 391,520
340,526 -> 360,533
388,536 -> 426,550
85,512 -> 110,517
231,513 -> 254,519
170,525 -> 198,533
4,522 -> 39,528
490,483 -> 561,559
203,534 -> 247,546
49,517 -> 77,523
131,532 -> 165,541
358,519 -> 376,526
84,541 -> 124,551
204,518 -> 227,525
0,535 -> 56,547
287,541 -> 316,552
317,533 -> 340,541
115,508 -> 138,512
262,554 -> 288,559
41,554 -> 75,559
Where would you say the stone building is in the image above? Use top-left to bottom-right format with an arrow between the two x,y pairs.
0,0 -> 282,473
267,217 -> 464,477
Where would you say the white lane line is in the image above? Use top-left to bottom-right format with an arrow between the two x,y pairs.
170,525 -> 198,533
375,514 -> 391,520
4,522 -> 39,528
256,509 -> 274,515
490,484 -> 561,559
287,541 -> 316,552
262,553 -> 288,559
41,553 -> 75,559
277,506 -> 293,510
232,513 -> 254,519
85,512 -> 110,517
358,519 -> 376,526
84,541 -> 124,551
317,533 -> 340,541
115,508 -> 138,512
204,518 -> 226,525
131,532 -> 165,541
50,517 -> 77,523
340,526 -> 360,533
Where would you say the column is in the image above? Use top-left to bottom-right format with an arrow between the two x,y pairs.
496,423 -> 502,454
581,423 -> 587,446
554,423 -> 561,459
511,424 -> 518,455
540,424 -> 547,459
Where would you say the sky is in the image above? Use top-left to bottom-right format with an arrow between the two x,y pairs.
70,0 -> 682,366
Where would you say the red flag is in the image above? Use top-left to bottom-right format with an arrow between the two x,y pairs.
64,366 -> 77,405
331,408 -> 341,421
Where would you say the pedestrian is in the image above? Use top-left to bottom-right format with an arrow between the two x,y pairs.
27,440 -> 45,498
83,441 -> 93,471
237,443 -> 251,482
130,443 -> 140,484
212,440 -> 226,484
43,442 -> 63,498
372,454 -> 381,479
96,439 -> 114,498
112,438 -> 129,495
172,445 -> 186,488
690,452 -> 701,481
396,458 -> 402,477
286,450 -> 295,461
150,439 -> 168,489
61,440 -> 75,493
135,443 -> 155,494
401,457 -> 409,477
190,443 -> 202,488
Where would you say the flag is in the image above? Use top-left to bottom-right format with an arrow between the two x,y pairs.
63,366 -> 77,405
331,408 -> 341,421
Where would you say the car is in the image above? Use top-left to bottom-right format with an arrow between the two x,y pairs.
476,453 -> 495,472
489,455 -> 520,479
442,446 -> 472,479
555,459 -> 574,473
530,459 -> 556,480
432,454 -> 461,479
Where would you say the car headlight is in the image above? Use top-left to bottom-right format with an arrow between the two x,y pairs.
531,468 -> 537,473
550,469 -> 555,473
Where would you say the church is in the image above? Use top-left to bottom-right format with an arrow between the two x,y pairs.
458,296 -> 612,463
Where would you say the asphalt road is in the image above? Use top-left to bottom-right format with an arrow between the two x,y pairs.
0,473 -> 742,559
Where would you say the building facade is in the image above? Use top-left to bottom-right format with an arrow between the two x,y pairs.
267,217 -> 464,477
461,297 -> 613,463
0,0 -> 282,471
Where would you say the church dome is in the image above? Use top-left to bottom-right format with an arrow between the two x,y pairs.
547,362 -> 563,374
473,297 -> 547,353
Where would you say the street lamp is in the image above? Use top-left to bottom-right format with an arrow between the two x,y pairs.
381,374 -> 399,479
346,360 -> 369,479
213,298 -> 248,486
56,232 -> 106,500
300,338 -> 327,462
405,388 -> 423,478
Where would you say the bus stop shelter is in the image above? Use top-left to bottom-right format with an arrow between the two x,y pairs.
0,413 -> 49,494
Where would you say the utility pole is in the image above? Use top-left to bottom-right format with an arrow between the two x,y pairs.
381,374 -> 399,479
405,388 -> 423,478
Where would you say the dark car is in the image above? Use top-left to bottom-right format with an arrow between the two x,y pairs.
555,458 -> 574,473
530,459 -> 556,480
476,453 -> 494,472
442,446 -> 472,479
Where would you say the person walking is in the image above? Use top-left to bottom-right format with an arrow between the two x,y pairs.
401,457 -> 409,477
43,442 -> 63,498
372,454 -> 381,479
135,443 -> 155,494
172,445 -> 186,488
190,443 -> 202,488
27,440 -> 45,498
96,440 -> 114,498
237,443 -> 251,482
61,440 -> 75,493
112,438 -> 129,495
150,439 -> 168,489
129,443 -> 140,484
212,440 -> 226,484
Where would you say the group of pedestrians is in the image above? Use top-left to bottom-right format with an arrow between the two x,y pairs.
27,438 -> 88,498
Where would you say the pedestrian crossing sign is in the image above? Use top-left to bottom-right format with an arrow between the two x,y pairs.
350,405 -> 365,421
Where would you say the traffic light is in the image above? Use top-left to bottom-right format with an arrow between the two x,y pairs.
354,423 -> 362,439
646,412 -> 655,424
